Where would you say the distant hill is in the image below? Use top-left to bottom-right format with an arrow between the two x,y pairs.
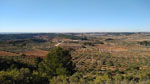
0,33 -> 81,41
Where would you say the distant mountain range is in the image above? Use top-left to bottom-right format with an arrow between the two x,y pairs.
1,32 -> 150,34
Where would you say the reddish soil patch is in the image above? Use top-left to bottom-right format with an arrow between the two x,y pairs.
0,51 -> 18,56
113,47 -> 128,52
23,49 -> 48,58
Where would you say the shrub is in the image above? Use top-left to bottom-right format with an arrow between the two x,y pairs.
38,47 -> 75,79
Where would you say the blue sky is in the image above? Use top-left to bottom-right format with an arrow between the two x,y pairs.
0,0 -> 150,32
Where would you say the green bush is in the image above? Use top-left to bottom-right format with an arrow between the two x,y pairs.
38,47 -> 75,79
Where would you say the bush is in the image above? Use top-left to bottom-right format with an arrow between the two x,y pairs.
0,68 -> 49,84
38,47 -> 75,79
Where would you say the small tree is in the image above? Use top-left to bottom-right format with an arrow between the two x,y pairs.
20,53 -> 26,58
34,57 -> 43,68
38,47 -> 75,79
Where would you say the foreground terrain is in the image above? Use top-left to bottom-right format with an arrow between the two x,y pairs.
1,32 -> 150,84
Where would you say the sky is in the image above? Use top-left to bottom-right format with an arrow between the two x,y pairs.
0,0 -> 150,32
